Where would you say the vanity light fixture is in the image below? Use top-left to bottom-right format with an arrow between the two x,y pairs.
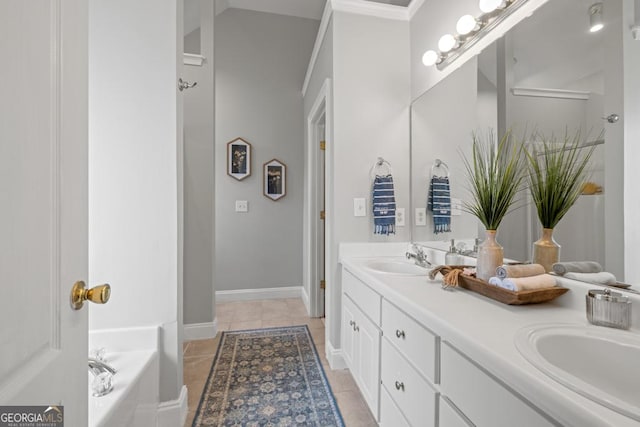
422,50 -> 440,67
457,14 -> 479,36
589,3 -> 604,33
479,0 -> 504,14
438,34 -> 457,52
421,0 -> 526,70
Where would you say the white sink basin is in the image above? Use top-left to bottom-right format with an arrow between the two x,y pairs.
364,259 -> 429,276
515,324 -> 640,421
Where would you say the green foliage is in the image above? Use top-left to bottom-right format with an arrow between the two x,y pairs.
526,130 -> 595,229
461,130 -> 527,230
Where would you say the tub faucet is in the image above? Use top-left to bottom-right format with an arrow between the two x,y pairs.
406,244 -> 432,268
88,357 -> 117,376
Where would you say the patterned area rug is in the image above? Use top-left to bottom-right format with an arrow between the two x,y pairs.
193,325 -> 344,427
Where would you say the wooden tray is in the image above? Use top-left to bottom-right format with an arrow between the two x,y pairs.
434,266 -> 569,305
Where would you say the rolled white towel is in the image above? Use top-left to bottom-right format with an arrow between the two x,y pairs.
552,261 -> 602,275
499,274 -> 557,291
488,277 -> 503,287
563,271 -> 617,286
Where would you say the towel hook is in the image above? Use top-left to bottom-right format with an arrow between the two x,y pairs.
430,158 -> 449,177
371,157 -> 392,177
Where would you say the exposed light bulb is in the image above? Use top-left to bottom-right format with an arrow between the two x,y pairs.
479,0 -> 502,13
456,14 -> 478,35
589,3 -> 604,32
438,34 -> 457,53
422,50 -> 439,67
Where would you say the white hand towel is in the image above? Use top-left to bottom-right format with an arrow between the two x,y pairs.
563,272 -> 617,286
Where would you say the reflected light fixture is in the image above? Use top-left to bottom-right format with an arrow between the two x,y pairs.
479,0 -> 503,14
422,0 -> 526,70
422,50 -> 439,67
438,34 -> 457,52
589,3 -> 603,33
457,14 -> 479,35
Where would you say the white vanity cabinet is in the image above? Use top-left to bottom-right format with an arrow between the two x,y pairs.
440,342 -> 557,427
341,269 -> 382,420
340,261 -> 564,427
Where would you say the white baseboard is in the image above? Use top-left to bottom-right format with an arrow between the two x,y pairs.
216,286 -> 302,303
301,287 -> 310,314
183,319 -> 218,341
157,385 -> 188,427
326,340 -> 347,370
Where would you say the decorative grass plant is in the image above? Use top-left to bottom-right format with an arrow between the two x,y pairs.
461,130 -> 527,230
526,130 -> 596,229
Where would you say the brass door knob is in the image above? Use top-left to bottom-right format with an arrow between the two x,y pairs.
70,281 -> 111,310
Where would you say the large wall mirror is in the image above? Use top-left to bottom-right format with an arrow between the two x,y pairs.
411,0 -> 627,281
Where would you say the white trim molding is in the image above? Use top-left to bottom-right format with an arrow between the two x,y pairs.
326,340 -> 347,370
407,0 -> 425,20
157,385 -> 188,427
183,53 -> 206,66
183,319 -> 218,341
511,87 -> 591,100
216,286 -> 303,303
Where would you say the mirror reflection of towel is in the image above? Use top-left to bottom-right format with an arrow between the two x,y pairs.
564,272 -> 617,286
372,174 -> 396,235
428,176 -> 451,234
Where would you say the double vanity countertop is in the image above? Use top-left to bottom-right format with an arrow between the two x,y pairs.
339,244 -> 640,427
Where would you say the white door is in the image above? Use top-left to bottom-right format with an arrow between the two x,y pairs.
0,1 -> 90,425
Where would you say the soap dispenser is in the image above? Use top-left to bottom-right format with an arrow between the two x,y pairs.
445,239 -> 460,265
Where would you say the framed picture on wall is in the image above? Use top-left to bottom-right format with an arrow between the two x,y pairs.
263,159 -> 286,201
227,137 -> 252,181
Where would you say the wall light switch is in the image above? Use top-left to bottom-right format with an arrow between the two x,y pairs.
354,198 -> 367,217
396,208 -> 405,227
415,207 -> 427,226
235,200 -> 248,213
451,198 -> 462,216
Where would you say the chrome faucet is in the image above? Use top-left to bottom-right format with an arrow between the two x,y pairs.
88,357 -> 117,376
406,244 -> 432,268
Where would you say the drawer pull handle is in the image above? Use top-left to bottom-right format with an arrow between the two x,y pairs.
395,330 -> 405,339
355,325 -> 360,332
349,320 -> 354,326
395,381 -> 405,391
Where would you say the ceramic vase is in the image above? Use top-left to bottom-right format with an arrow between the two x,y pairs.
476,230 -> 504,282
533,228 -> 560,272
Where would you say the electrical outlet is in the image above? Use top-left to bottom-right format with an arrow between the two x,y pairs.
354,198 -> 367,217
235,200 -> 248,213
396,208 -> 405,227
451,198 -> 462,216
415,208 -> 427,226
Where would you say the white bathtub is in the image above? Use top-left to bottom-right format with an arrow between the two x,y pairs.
88,327 -> 160,427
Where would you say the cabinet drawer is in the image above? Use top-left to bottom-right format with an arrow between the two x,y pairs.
382,299 -> 438,383
343,269 -> 381,325
439,396 -> 472,427
441,342 -> 556,427
380,385 -> 410,427
381,338 -> 437,427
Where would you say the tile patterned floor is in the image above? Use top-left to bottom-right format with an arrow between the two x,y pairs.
183,298 -> 377,426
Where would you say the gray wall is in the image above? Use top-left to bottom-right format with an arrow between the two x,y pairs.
184,0 -> 215,325
328,12 -> 411,349
302,18 -> 334,308
215,9 -> 319,292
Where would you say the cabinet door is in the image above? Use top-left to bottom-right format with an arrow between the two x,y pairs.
341,296 -> 358,373
356,310 -> 381,420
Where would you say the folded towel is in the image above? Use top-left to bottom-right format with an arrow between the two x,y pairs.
427,175 -> 451,234
496,264 -> 545,279
563,272 -> 617,286
372,174 -> 396,235
488,274 -> 557,291
552,261 -> 602,275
